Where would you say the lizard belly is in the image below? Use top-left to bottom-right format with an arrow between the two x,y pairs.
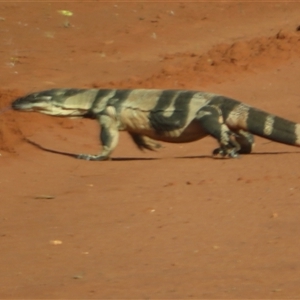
119,108 -> 207,143
150,121 -> 208,143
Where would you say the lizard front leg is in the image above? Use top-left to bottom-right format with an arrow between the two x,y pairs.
77,112 -> 119,161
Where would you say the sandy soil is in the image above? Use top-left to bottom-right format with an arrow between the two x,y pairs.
1,2 -> 300,298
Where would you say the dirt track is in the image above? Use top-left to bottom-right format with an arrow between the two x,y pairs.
1,2 -> 300,298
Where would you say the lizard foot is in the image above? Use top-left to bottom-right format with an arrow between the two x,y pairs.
212,147 -> 240,158
77,154 -> 109,161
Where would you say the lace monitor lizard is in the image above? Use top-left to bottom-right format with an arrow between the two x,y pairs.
12,88 -> 300,160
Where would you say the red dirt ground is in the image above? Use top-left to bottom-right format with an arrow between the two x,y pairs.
1,2 -> 300,298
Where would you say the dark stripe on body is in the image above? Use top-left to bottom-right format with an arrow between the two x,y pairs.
107,89 -> 133,109
208,96 -> 241,120
85,89 -> 116,119
94,89 -> 115,104
247,109 -> 297,145
151,90 -> 174,112
149,90 -> 196,133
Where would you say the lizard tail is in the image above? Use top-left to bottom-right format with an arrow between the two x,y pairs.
226,103 -> 300,147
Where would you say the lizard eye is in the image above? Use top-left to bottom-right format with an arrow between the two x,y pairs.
41,96 -> 52,101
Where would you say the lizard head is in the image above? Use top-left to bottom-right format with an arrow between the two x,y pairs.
12,89 -> 95,117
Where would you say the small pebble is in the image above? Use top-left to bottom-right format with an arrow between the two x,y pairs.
49,240 -> 62,245
35,195 -> 55,199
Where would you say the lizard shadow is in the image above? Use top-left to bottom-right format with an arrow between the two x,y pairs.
248,151 -> 300,155
25,138 -> 159,161
179,151 -> 300,159
115,151 -> 300,160
25,139 -> 300,161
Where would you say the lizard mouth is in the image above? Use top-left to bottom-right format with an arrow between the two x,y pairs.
11,101 -> 34,111
12,99 -> 87,116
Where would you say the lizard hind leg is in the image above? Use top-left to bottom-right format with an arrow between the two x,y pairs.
196,105 -> 241,158
211,131 -> 241,158
233,130 -> 255,154
129,133 -> 162,151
